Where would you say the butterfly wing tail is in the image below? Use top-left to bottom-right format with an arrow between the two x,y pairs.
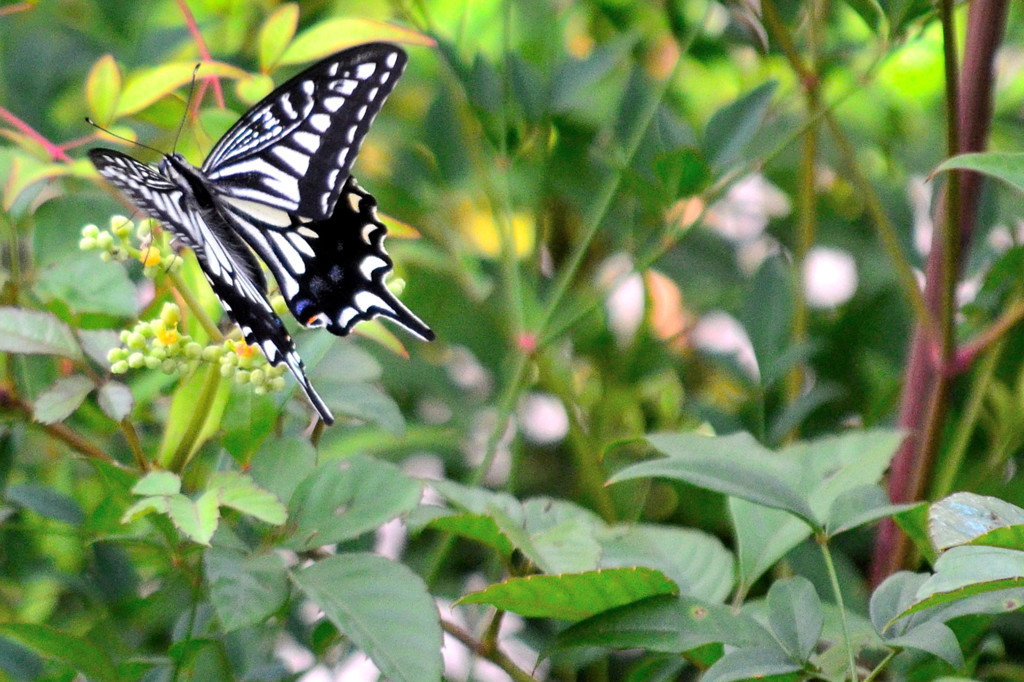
373,288 -> 435,342
282,350 -> 335,425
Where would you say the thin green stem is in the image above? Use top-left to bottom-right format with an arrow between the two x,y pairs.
862,649 -> 898,682
441,619 -> 538,682
120,419 -> 149,471
535,57 -> 680,337
818,535 -> 857,681
168,269 -> 222,342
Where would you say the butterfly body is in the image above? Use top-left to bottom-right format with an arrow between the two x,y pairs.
89,43 -> 432,425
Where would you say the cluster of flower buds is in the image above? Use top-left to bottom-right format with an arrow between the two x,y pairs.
106,302 -> 288,395
79,215 -> 181,278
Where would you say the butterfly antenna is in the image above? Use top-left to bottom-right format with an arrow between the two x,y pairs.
172,64 -> 202,154
85,118 -> 165,156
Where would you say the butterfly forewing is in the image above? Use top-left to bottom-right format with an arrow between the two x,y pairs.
88,149 -> 333,424
201,42 -> 407,221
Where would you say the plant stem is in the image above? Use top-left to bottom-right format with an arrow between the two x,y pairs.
441,619 -> 538,682
818,534 -> 857,681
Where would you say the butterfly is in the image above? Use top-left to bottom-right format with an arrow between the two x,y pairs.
89,42 -> 433,426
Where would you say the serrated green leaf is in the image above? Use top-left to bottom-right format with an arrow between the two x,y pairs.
259,3 -> 299,72
6,484 -> 85,525
928,492 -> 1024,551
611,432 -> 816,526
766,577 -> 822,662
704,81 -> 777,169
205,543 -> 288,632
279,20 -> 434,66
33,375 -> 95,424
132,471 -> 181,496
293,554 -> 441,682
596,524 -> 735,603
86,54 -> 121,126
459,567 -> 678,621
167,492 -> 219,545
551,595 -> 772,654
116,61 -> 249,117
97,381 -> 134,421
0,623 -> 115,682
208,471 -> 286,525
286,456 -> 422,550
121,496 -> 170,523
0,307 -> 82,360
426,513 -> 516,558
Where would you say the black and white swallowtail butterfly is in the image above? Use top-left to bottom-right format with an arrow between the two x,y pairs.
89,42 -> 433,426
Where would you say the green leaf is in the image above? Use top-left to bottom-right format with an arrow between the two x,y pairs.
249,436 -> 316,503
167,492 -> 220,545
121,496 -> 170,522
459,567 -> 678,621
870,570 -> 929,635
33,375 -> 94,424
550,37 -> 635,112
702,646 -> 801,682
279,20 -> 434,66
157,364 -> 230,471
286,456 -> 422,550
77,329 -> 120,367
596,524 -> 735,603
6,484 -> 85,525
551,595 -> 772,654
205,543 -> 288,632
36,254 -> 137,317
234,73 -> 274,105
886,621 -> 965,669
826,485 -> 918,537
0,623 -> 115,682
86,54 -> 121,127
739,257 -> 792,390
704,81 -> 778,169
928,491 -> 1024,551
0,307 -> 82,360
730,429 -> 905,589
208,471 -> 286,525
426,513 -> 515,558
766,577 -> 822,662
132,471 -> 181,496
321,381 -> 406,434
258,3 -> 299,72
611,432 -> 816,526
896,546 -> 1024,621
115,61 -> 249,117
293,554 -> 442,682
97,381 -> 134,421
934,152 -> 1024,196
520,498 -> 603,574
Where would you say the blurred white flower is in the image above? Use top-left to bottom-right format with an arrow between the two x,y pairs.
518,393 -> 570,445
692,311 -> 759,380
598,253 -> 645,345
803,246 -> 857,308
706,173 -> 790,243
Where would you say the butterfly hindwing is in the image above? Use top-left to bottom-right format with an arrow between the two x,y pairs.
202,42 -> 407,221
220,176 -> 434,341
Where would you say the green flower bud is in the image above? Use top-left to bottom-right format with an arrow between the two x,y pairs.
111,360 -> 129,374
235,370 -> 250,384
126,332 -> 146,350
160,302 -> 181,327
144,356 -> 160,370
96,232 -> 114,249
79,237 -> 97,251
161,359 -> 178,374
81,224 -> 99,238
127,352 -> 145,369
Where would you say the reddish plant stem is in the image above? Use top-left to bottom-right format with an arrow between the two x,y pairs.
0,105 -> 73,163
870,0 -> 1008,586
174,0 -> 225,109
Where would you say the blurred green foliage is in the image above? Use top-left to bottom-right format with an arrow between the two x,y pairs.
5,0 -> 1024,680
